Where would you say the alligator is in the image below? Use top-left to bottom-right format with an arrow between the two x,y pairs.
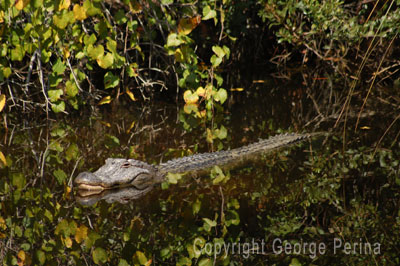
75,132 -> 323,204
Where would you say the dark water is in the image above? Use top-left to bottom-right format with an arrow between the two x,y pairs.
1,81 -> 399,265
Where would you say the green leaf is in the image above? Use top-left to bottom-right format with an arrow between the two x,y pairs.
118,259 -> 130,266
198,258 -> 213,266
226,210 -> 240,226
11,173 -> 25,189
41,49 -> 52,63
104,72 -> 119,89
11,45 -> 24,61
35,250 -> 46,265
203,5 -> 217,20
49,73 -> 63,87
51,101 -> 66,113
212,46 -> 225,58
202,218 -> 217,231
115,9 -> 127,24
290,258 -> 302,266
87,44 -> 104,60
52,58 -> 66,75
106,38 -> 118,54
127,63 -> 138,77
53,11 -> 75,29
210,55 -> 222,67
53,169 -> 67,185
66,80 -> 79,97
214,88 -> 227,104
192,199 -> 201,215
55,219 -> 77,237
215,125 -> 227,139
85,232 -> 101,249
3,67 -> 12,78
93,247 -> 108,264
48,89 -> 63,102
166,33 -> 183,47
84,34 -> 97,46
177,257 -> 192,266
97,52 -> 114,69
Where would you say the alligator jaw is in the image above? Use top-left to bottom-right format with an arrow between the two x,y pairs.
74,172 -> 109,192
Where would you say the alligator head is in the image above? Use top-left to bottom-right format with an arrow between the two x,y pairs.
74,158 -> 162,193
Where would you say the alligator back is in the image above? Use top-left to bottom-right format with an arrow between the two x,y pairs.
157,132 -> 321,174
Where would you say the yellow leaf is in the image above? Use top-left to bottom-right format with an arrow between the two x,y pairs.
97,53 -> 114,69
129,0 -> 142,14
0,217 -> 6,230
100,121 -> 111,127
0,94 -> 5,112
18,250 -> 26,262
174,48 -> 184,63
75,225 -> 88,244
59,0 -> 70,11
183,90 -> 198,104
178,15 -> 201,35
73,4 -> 87,20
63,47 -> 70,59
126,88 -> 137,101
64,236 -> 73,248
196,87 -> 206,97
15,0 -> 30,10
98,96 -> 112,105
230,87 -> 244,92
0,152 -> 6,167
0,11 -> 4,23
206,128 -> 213,143
126,121 -> 135,133
64,186 -> 71,199
183,103 -> 198,114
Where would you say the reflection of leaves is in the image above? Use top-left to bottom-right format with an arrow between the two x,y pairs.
93,247 -> 108,264
167,172 -> 183,184
11,173 -> 25,189
55,219 -> 77,237
104,134 -> 120,148
53,169 -> 67,185
135,251 -> 148,265
66,143 -> 79,161
75,225 -> 88,244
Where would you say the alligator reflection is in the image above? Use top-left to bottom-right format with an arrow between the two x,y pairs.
75,185 -> 155,205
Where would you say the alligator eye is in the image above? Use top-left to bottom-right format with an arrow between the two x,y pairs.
121,162 -> 131,168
